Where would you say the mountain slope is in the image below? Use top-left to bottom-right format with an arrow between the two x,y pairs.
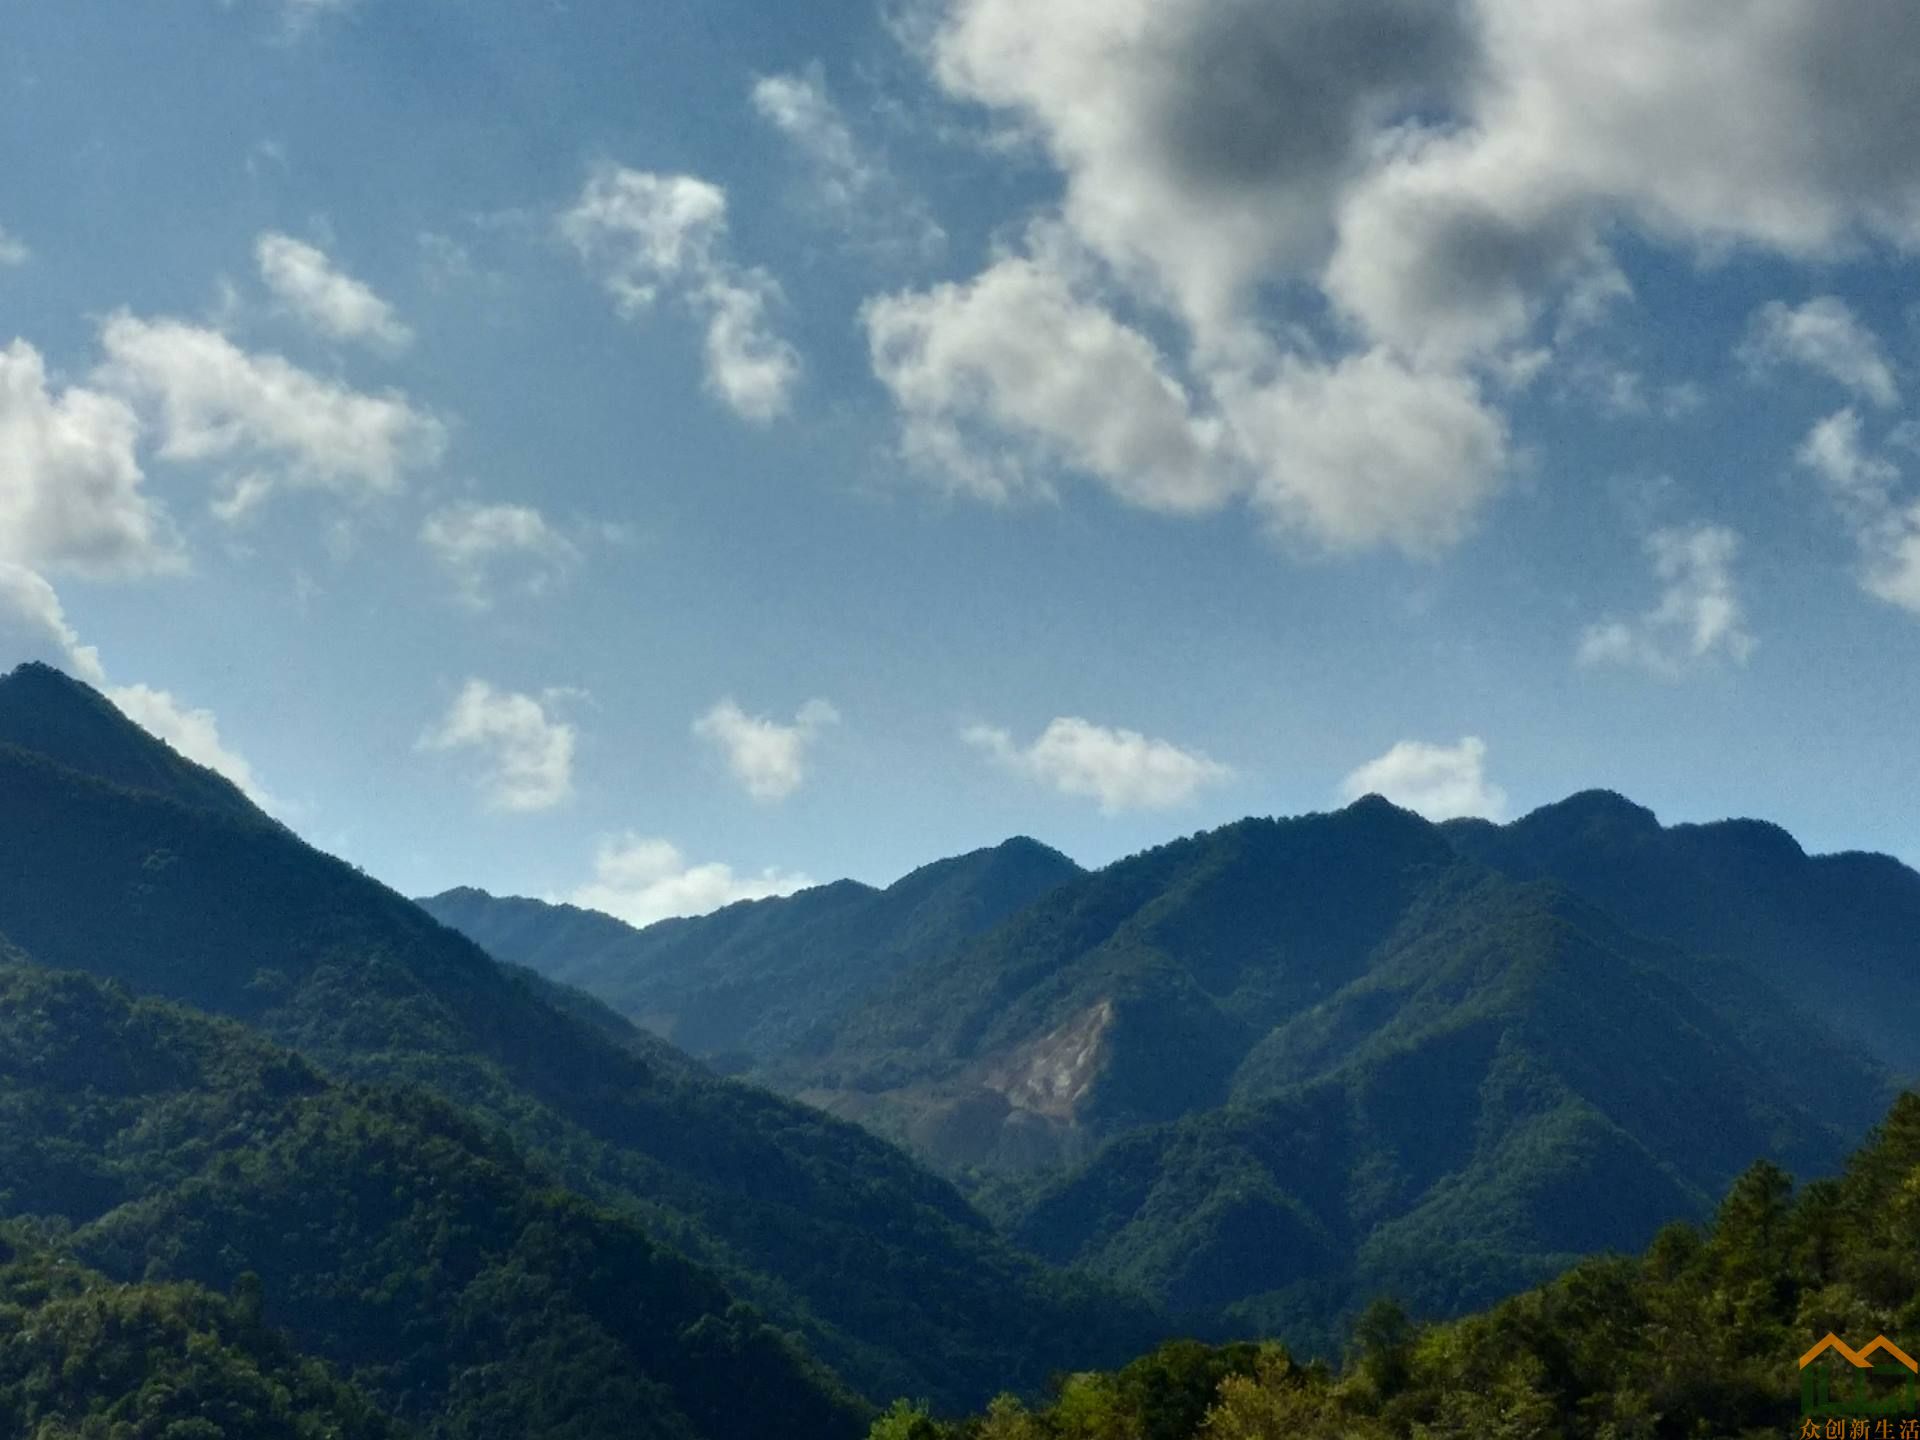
757,798 -> 1893,1343
1442,789 -> 1920,1075
882,1089 -> 1920,1440
0,661 -> 264,822
0,1241 -> 408,1440
1012,869 -> 1890,1345
420,834 -> 1081,1068
0,663 -> 1160,1411
0,957 -> 859,1440
773,801 -> 1491,1169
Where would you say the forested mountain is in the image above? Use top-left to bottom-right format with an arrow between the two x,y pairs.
428,784 -> 1913,1347
0,961 -> 858,1440
1443,789 -> 1920,1073
0,663 -> 1160,1412
0,1240 -> 406,1440
0,662 -> 264,824
868,1090 -> 1920,1440
420,834 -> 1081,1068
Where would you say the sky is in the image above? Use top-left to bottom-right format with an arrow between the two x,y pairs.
4,0 -> 1919,926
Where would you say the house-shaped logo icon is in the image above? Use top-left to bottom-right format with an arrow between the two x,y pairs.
1802,1334 -> 1920,1424
1802,1336 -> 1920,1373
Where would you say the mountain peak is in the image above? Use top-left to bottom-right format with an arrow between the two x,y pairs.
0,663 -> 263,821
1518,788 -> 1661,834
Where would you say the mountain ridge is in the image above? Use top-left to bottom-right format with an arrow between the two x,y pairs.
0,663 -> 1162,1412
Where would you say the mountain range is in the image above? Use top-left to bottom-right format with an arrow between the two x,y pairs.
0,662 -> 1158,1432
425,781 -> 1918,1349
5,656 -> 1916,1434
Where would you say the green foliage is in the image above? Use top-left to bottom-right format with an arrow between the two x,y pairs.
0,1245 -> 406,1439
419,833 -> 1081,1066
879,1092 -> 1920,1437
0,962 -> 863,1440
0,667 -> 1162,1413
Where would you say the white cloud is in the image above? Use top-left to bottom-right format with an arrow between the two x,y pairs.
1339,736 -> 1507,821
964,715 -> 1231,814
560,166 -> 801,422
256,232 -> 413,351
1578,524 -> 1756,675
878,0 -> 1920,550
864,246 -> 1507,547
928,0 -> 1473,340
751,66 -> 945,258
419,679 -> 576,813
693,697 -> 839,802
0,226 -> 28,267
1218,347 -> 1509,552
0,562 -> 272,807
0,563 -> 106,683
0,339 -> 183,579
1797,409 -> 1920,615
95,312 -> 445,516
1740,297 -> 1899,408
1324,1 -> 1920,359
105,682 -> 274,806
419,501 -> 581,609
865,249 -> 1233,511
565,833 -> 813,929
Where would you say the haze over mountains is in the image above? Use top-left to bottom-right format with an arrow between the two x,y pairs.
425,775 -> 1918,1348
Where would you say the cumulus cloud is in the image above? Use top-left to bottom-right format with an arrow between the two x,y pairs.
693,697 -> 838,802
106,682 -> 274,806
1339,736 -> 1507,821
94,312 -> 445,518
1326,1 -> 1920,357
565,833 -> 813,929
0,562 -> 272,806
865,246 -> 1508,547
1740,297 -> 1899,408
1578,524 -> 1756,675
0,339 -> 183,578
419,501 -> 581,609
0,563 -> 106,683
928,0 -> 1474,338
872,0 -> 1920,550
256,232 -> 413,351
560,165 -> 801,422
419,679 -> 576,813
865,249 -> 1233,511
751,66 -> 945,259
0,225 -> 28,267
1219,348 -> 1509,552
964,715 -> 1231,814
1797,409 -> 1920,614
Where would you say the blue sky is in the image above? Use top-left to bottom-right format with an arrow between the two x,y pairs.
4,0 -> 1919,923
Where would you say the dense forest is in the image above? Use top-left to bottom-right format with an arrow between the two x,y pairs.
0,663 -> 1161,1412
0,1240 -> 405,1440
5,660 -> 1919,1438
869,1091 -> 1920,1439
0,961 -> 864,1439
433,796 -> 1910,1350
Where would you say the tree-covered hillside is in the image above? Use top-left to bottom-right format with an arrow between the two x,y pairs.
0,664 -> 1161,1412
1444,789 -> 1920,1074
1011,869 -> 1889,1349
0,959 -> 863,1440
0,1239 -> 406,1440
420,833 -> 1081,1068
872,1090 -> 1920,1439
419,765 -> 1914,1352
